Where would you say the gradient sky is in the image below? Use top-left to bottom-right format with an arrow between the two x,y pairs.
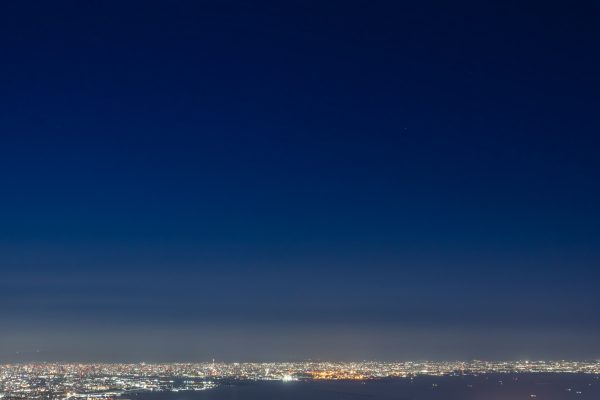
1,0 -> 599,362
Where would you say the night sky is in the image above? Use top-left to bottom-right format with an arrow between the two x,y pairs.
1,1 -> 599,362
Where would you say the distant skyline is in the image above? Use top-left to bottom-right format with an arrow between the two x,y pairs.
1,0 -> 599,362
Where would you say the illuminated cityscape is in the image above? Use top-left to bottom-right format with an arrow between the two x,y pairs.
2,2 -> 599,400
1,360 -> 599,399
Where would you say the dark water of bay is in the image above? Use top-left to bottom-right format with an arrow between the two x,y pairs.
131,373 -> 599,400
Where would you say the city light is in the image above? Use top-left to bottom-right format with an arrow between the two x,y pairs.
0,360 -> 599,399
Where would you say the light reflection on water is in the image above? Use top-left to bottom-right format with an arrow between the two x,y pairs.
131,374 -> 600,400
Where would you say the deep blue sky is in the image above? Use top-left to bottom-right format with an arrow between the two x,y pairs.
1,0 -> 599,362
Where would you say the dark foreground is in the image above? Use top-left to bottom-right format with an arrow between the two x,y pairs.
132,373 -> 599,400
